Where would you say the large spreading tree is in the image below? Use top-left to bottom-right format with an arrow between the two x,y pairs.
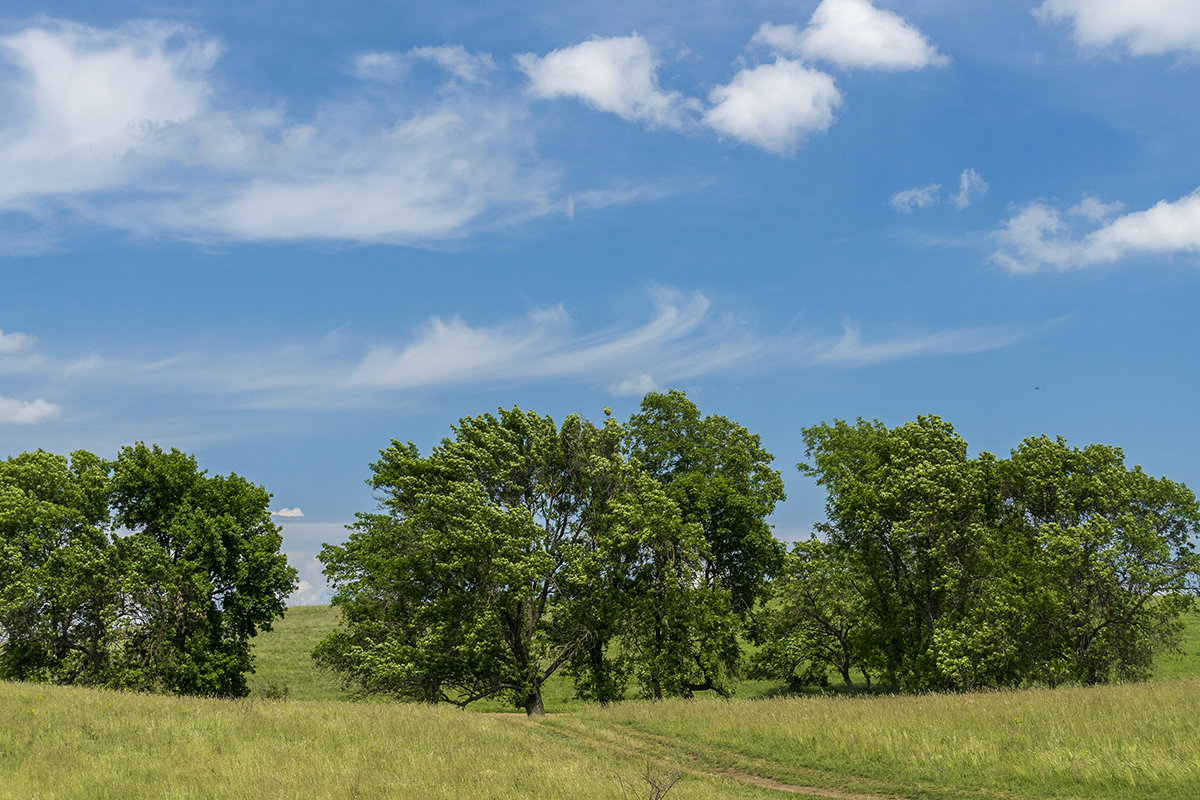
316,404 -> 755,713
0,444 -> 296,696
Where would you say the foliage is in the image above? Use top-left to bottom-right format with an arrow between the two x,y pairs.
750,539 -> 874,692
0,444 -> 295,696
316,405 -> 748,713
624,390 -> 786,613
765,416 -> 1200,692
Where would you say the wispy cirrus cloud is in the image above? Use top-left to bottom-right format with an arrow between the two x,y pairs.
9,288 -> 1050,416
346,288 -> 744,394
809,319 -> 1047,367
991,189 -> 1200,273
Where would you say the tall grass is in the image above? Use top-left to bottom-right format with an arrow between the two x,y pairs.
571,679 -> 1200,800
1,681 -> 773,800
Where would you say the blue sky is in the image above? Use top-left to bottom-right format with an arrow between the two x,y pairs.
3,1 -> 1198,603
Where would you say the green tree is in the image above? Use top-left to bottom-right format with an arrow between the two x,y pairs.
995,435 -> 1200,685
0,450 -> 119,685
317,408 -> 631,715
625,390 -> 786,613
750,539 -> 875,693
316,405 -> 746,713
787,416 -> 1200,692
109,443 -> 297,696
0,444 -> 294,697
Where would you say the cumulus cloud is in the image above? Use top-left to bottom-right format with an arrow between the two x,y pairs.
754,0 -> 948,71
891,183 -> 941,212
517,34 -> 695,128
272,507 -> 305,518
0,395 -> 61,424
951,168 -> 989,210
0,21 -> 556,246
703,60 -> 842,155
1036,0 -> 1200,56
991,189 -> 1200,273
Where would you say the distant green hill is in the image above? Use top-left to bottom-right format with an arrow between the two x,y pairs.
250,605 -> 1200,703
247,605 -> 348,701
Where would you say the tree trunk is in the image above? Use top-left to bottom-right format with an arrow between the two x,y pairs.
524,688 -> 545,716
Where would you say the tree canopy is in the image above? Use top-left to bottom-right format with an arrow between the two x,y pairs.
0,444 -> 296,696
756,416 -> 1200,693
316,402 -> 766,713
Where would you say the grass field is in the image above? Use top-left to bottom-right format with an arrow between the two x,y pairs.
5,675 -> 1200,799
4,606 -> 1199,800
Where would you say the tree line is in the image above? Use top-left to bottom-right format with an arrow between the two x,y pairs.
315,394 -> 1200,714
0,444 -> 296,696
3,392 -> 1197,707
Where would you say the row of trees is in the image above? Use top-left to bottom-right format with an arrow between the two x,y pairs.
317,398 -> 1200,713
752,416 -> 1200,693
0,444 -> 296,696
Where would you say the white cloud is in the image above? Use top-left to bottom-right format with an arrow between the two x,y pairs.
518,34 -> 695,129
703,59 -> 842,155
1070,195 -> 1125,221
891,183 -> 941,212
3,290 -> 1050,417
811,320 -> 1042,366
754,0 -> 948,71
991,189 -> 1200,273
1036,0 -> 1200,56
0,330 -> 37,354
951,168 -> 989,210
0,395 -> 61,424
610,373 -> 660,397
272,507 -> 305,518
346,288 -> 745,392
0,21 -> 557,246
0,21 -> 217,205
351,51 -> 405,81
410,45 -> 496,83
354,45 -> 496,84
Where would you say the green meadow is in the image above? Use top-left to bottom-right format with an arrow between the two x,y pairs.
3,606 -> 1199,800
